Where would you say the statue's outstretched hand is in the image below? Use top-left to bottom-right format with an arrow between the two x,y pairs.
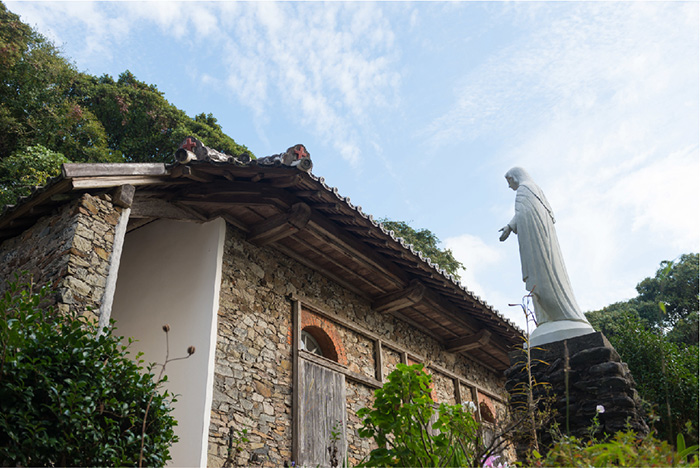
499,225 -> 512,242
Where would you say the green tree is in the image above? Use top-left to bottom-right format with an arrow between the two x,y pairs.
0,145 -> 70,207
0,3 -> 111,163
70,72 -> 253,163
1,1 -> 253,208
610,314 -> 698,444
635,254 -> 699,342
586,254 -> 699,345
0,279 -> 178,466
357,363 -> 487,467
380,219 -> 464,280
585,253 -> 700,445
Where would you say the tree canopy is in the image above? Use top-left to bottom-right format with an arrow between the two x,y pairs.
0,1 -> 252,207
585,253 -> 699,444
586,253 -> 699,345
379,219 -> 464,280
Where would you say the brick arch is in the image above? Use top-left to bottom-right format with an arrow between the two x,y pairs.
303,325 -> 339,362
299,309 -> 347,365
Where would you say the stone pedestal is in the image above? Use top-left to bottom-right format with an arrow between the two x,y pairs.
505,332 -> 648,452
527,320 -> 596,347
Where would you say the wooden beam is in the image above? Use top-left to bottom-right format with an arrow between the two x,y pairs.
126,217 -> 155,233
454,378 -> 462,405
171,165 -> 214,183
179,195 -> 288,209
62,163 -> 167,178
111,184 -> 135,208
274,244 -> 372,300
313,203 -> 341,210
445,329 -> 492,353
130,196 -> 204,220
295,190 -> 320,198
178,181 -> 272,197
269,174 -> 301,188
300,350 -> 382,390
290,294 -> 508,401
247,202 -> 311,246
305,212 -> 408,288
0,179 -> 72,232
372,279 -> 426,313
70,176 -> 177,189
279,237 -> 385,293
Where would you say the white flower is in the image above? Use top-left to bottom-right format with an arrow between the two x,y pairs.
596,405 -> 605,414
463,401 -> 477,412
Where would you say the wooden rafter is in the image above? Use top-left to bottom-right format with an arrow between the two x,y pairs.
130,196 -> 204,221
305,212 -> 408,288
372,279 -> 426,313
444,329 -> 492,353
247,202 -> 311,246
171,165 -> 215,183
178,195 -> 290,210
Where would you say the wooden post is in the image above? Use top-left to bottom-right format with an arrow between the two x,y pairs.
374,339 -> 384,382
97,206 -> 131,332
471,386 -> 483,424
454,378 -> 462,405
292,300 -> 302,463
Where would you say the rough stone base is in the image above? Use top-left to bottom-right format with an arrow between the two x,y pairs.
505,332 -> 648,453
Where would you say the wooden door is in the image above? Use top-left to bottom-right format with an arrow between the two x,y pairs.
298,359 -> 347,467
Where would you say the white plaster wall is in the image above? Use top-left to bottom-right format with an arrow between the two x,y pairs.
111,218 -> 225,467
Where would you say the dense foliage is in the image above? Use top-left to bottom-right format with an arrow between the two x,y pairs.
357,363 -> 492,467
0,145 -> 70,206
0,280 -> 177,466
586,253 -> 699,444
379,219 -> 464,280
0,1 -> 252,207
532,429 -> 699,467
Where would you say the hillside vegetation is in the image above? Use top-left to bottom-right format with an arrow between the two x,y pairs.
0,2 -> 252,206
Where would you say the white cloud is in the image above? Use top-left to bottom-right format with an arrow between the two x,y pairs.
429,2 -> 698,315
444,234 -> 503,299
7,2 -> 402,169
209,2 -> 401,167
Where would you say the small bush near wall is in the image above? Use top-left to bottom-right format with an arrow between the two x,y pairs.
357,363 -> 503,467
0,279 -> 177,467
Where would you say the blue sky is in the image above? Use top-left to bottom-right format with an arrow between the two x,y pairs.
7,1 -> 699,330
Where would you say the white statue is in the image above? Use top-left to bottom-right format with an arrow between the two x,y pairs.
499,167 -> 595,346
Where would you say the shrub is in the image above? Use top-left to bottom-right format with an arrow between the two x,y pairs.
0,279 -> 177,466
357,363 -> 502,467
531,428 -> 699,467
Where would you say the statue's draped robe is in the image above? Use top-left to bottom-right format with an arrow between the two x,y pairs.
508,180 -> 588,325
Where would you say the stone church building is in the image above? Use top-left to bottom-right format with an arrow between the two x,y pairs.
0,143 -> 523,466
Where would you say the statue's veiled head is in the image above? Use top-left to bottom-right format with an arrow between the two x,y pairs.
505,167 -> 532,191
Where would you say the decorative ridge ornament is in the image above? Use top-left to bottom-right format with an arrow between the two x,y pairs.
175,136 -> 242,163
253,144 -> 313,172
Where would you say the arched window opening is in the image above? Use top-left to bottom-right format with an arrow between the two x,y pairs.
301,325 -> 339,362
480,401 -> 496,423
301,330 -> 322,356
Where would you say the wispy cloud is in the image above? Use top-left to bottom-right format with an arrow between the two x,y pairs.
433,2 -> 698,319
7,1 -> 402,168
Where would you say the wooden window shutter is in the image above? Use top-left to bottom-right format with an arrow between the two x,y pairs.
297,359 -> 346,467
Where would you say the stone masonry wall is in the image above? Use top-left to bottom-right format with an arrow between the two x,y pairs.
208,225 -> 508,467
0,193 -> 121,323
